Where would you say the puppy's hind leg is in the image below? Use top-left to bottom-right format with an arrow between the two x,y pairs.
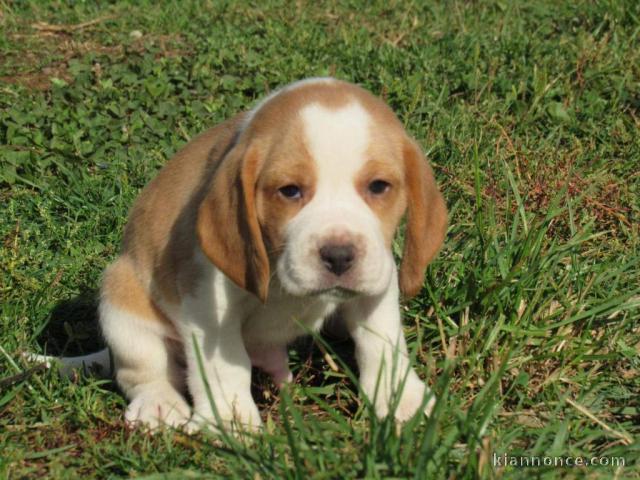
100,259 -> 190,430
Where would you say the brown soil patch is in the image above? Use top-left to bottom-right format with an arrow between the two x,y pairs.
1,16 -> 187,91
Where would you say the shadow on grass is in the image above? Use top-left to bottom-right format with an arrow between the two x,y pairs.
252,315 -> 359,417
35,288 -> 105,357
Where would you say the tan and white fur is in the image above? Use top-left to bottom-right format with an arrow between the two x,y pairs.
37,78 -> 448,431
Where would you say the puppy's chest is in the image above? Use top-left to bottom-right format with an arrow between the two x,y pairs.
241,296 -> 338,347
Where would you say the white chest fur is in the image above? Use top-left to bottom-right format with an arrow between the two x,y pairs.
240,286 -> 338,349
173,250 -> 338,352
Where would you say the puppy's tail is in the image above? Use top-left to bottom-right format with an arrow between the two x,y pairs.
25,348 -> 112,379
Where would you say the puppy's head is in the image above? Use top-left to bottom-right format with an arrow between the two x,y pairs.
197,79 -> 447,302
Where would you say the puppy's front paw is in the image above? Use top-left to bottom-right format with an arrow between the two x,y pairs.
372,373 -> 435,422
393,376 -> 435,422
188,398 -> 263,434
125,383 -> 191,430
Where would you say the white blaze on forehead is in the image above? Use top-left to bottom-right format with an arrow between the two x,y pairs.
277,100 -> 393,297
300,102 -> 371,183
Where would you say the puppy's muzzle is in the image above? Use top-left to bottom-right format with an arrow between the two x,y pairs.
319,243 -> 356,276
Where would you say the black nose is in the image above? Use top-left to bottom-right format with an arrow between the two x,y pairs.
319,244 -> 355,276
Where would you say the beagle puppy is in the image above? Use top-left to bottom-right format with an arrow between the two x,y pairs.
98,78 -> 447,430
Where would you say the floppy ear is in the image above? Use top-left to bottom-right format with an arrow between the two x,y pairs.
196,142 -> 270,302
399,138 -> 448,299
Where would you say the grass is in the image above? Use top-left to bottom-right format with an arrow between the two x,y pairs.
1,0 -> 639,478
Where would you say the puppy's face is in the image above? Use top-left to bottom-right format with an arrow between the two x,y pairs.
256,101 -> 407,298
198,79 -> 447,303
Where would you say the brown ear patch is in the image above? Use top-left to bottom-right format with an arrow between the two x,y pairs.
197,142 -> 270,302
399,139 -> 448,299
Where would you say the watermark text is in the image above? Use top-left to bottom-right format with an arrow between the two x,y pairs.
493,453 -> 625,468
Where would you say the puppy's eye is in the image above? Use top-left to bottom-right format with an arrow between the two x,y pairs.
279,184 -> 302,199
368,180 -> 391,195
